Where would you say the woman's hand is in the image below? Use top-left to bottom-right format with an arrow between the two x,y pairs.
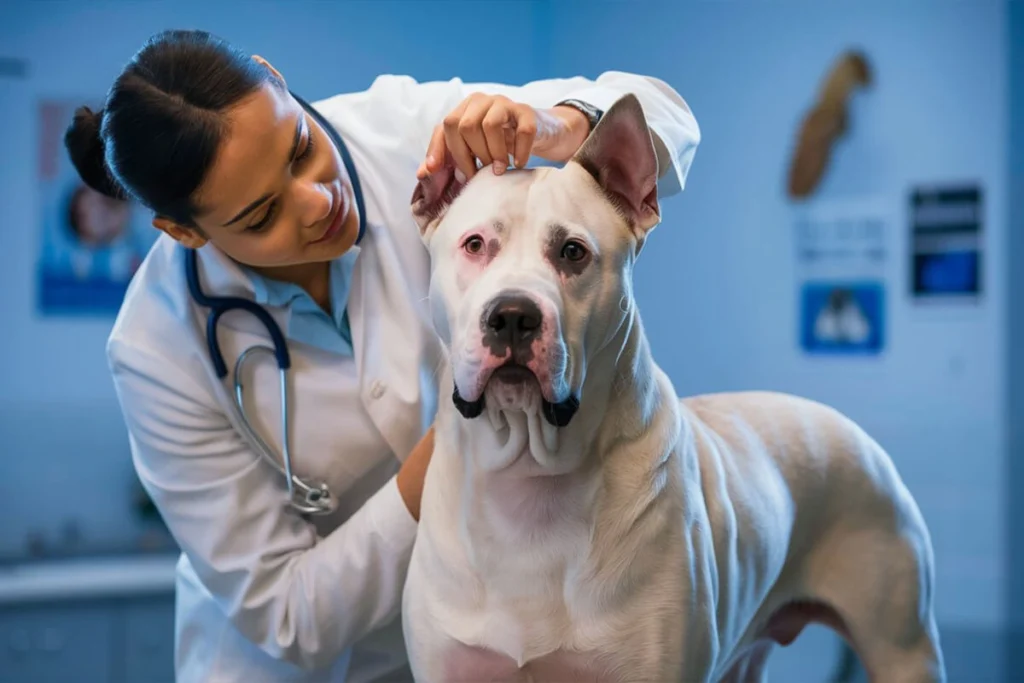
396,425 -> 434,522
417,93 -> 591,183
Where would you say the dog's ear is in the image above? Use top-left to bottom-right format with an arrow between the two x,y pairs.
570,93 -> 660,236
410,155 -> 468,240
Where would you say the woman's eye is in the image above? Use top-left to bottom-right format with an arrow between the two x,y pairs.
247,202 -> 277,233
296,129 -> 315,164
561,239 -> 588,261
464,236 -> 485,254
299,137 -> 314,161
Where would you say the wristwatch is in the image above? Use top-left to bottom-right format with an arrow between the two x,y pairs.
555,98 -> 604,132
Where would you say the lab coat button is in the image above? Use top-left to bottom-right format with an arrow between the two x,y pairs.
370,380 -> 386,399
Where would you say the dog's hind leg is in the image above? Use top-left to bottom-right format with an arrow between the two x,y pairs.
797,521 -> 946,683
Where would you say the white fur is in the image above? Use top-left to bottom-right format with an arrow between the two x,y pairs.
402,98 -> 945,683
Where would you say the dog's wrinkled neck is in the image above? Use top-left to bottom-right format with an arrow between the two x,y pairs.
470,388 -> 565,471
588,302 -> 665,450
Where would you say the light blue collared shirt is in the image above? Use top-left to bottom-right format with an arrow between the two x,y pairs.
241,248 -> 360,356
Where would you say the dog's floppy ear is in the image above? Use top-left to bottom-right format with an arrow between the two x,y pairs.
570,93 -> 660,236
410,155 -> 468,240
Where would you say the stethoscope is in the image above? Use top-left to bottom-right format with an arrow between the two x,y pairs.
184,92 -> 366,516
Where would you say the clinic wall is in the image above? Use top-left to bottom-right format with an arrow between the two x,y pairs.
543,0 -> 1008,632
0,0 -> 548,559
1008,0 -> 1024,657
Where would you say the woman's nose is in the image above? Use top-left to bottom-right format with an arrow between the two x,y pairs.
296,181 -> 333,228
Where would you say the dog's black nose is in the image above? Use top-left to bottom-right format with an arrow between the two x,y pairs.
482,295 -> 543,355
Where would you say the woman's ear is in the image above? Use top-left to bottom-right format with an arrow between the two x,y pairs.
153,216 -> 207,249
252,55 -> 286,87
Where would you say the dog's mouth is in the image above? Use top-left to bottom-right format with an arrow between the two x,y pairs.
490,363 -> 535,386
452,363 -> 579,427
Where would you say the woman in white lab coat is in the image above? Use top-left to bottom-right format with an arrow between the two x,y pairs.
64,28 -> 700,683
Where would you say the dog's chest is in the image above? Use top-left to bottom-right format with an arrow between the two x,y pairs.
425,517 -> 612,670
422,574 -> 619,682
415,458 -> 663,680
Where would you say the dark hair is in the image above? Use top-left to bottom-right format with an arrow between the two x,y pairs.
63,29 -> 282,227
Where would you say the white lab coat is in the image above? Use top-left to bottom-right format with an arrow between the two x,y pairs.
106,71 -> 700,682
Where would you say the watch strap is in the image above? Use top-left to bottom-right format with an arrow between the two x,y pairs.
555,98 -> 604,132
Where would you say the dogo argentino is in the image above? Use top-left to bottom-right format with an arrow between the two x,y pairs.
401,93 -> 946,683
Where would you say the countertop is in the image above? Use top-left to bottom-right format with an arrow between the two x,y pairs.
0,553 -> 179,605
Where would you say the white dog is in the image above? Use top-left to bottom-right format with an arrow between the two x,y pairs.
402,93 -> 946,683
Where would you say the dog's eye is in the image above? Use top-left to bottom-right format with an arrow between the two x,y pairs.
560,240 -> 588,262
463,236 -> 485,254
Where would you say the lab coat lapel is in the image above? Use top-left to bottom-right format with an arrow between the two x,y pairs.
191,243 -> 293,341
347,224 -> 421,463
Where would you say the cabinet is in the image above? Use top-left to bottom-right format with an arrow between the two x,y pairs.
0,555 -> 177,683
0,597 -> 176,683
121,599 -> 176,683
0,602 -> 115,682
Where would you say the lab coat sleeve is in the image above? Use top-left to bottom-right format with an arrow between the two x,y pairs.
107,337 -> 418,672
323,71 -> 700,197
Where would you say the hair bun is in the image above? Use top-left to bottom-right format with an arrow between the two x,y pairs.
64,105 -> 128,200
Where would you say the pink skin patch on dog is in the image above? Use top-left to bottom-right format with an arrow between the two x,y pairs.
442,642 -> 608,683
442,643 -> 520,683
454,223 -> 503,292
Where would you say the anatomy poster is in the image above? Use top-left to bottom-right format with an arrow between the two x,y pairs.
792,197 -> 889,355
36,99 -> 157,316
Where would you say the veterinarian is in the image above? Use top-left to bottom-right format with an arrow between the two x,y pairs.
65,29 -> 700,683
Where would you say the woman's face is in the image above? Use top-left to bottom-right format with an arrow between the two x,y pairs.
159,76 -> 360,275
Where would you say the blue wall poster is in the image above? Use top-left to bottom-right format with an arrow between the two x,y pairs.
909,183 -> 982,299
800,281 -> 885,355
36,99 -> 158,316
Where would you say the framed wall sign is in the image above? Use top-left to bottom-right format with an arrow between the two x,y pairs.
909,183 -> 982,300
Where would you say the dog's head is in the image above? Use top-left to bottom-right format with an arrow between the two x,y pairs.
411,94 -> 661,438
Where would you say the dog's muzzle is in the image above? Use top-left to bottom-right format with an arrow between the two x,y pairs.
452,291 -> 579,426
452,384 -> 580,427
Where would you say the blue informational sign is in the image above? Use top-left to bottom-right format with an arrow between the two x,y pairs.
800,280 -> 885,355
